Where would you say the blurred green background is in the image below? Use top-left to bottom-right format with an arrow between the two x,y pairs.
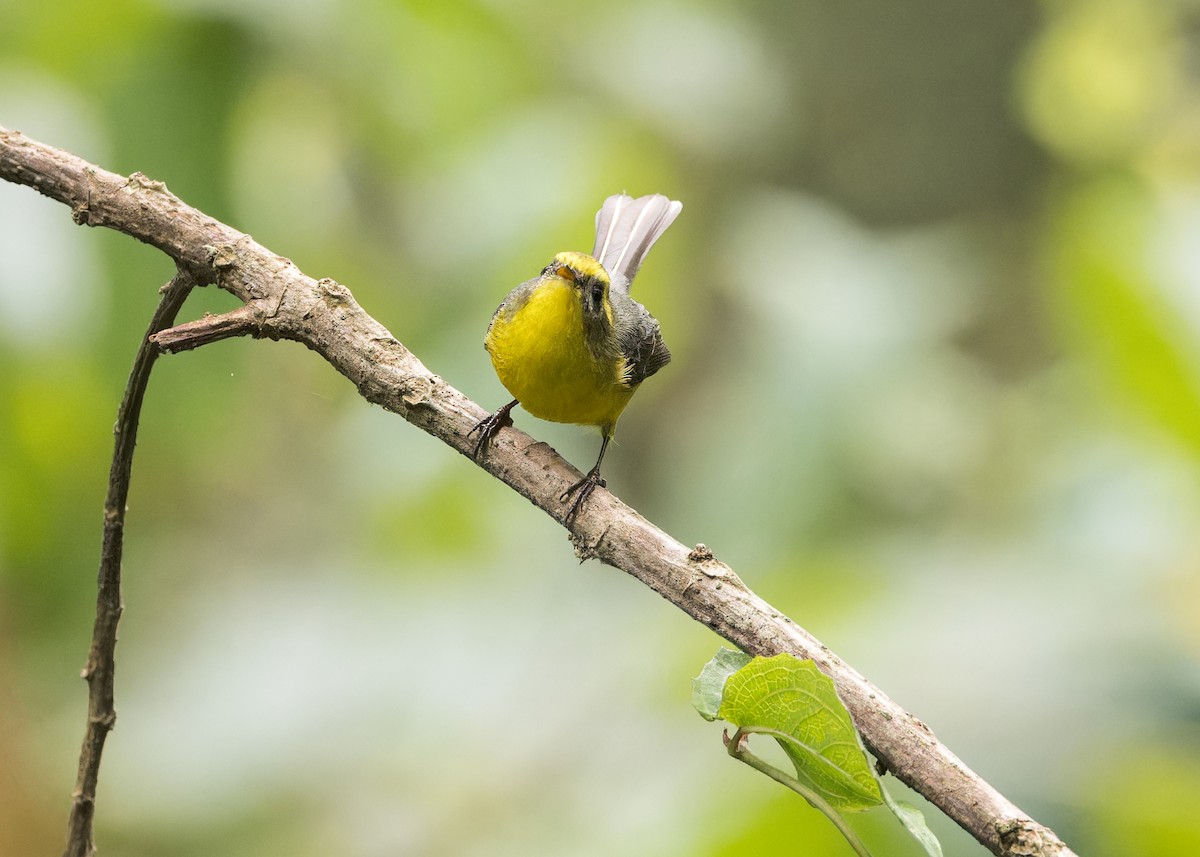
3,1 -> 1200,855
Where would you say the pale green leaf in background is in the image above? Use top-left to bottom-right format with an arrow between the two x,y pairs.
691,646 -> 752,721
882,789 -> 944,857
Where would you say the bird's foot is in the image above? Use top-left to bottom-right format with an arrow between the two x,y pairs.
468,400 -> 516,460
561,467 -> 606,522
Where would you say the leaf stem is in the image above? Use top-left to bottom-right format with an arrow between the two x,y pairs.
728,727 -> 873,857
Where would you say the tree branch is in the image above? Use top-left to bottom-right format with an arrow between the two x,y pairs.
0,126 -> 1077,857
149,304 -> 261,352
63,270 -> 195,857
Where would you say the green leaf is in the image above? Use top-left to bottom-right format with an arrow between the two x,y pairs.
692,647 -> 753,721
719,654 -> 883,811
883,789 -> 944,857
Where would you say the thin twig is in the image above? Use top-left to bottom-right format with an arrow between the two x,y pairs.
726,728 -> 873,857
0,126 -> 1076,857
62,271 -> 196,857
149,304 -> 261,352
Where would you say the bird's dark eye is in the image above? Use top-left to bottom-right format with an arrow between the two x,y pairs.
590,282 -> 604,308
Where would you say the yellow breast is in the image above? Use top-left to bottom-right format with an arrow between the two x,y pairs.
485,277 -> 634,431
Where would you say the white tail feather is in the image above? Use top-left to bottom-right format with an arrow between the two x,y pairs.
592,193 -> 682,292
594,195 -> 626,267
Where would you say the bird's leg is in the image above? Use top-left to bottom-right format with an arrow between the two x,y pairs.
469,399 -> 518,460
561,433 -> 611,521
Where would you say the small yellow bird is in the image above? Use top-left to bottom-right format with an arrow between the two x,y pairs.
471,193 -> 682,519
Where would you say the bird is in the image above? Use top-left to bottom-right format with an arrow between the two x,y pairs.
470,193 -> 682,520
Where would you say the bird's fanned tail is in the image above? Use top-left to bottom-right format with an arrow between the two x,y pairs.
592,194 -> 682,292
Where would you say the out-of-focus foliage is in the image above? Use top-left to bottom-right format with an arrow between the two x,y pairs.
3,1 -> 1200,855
